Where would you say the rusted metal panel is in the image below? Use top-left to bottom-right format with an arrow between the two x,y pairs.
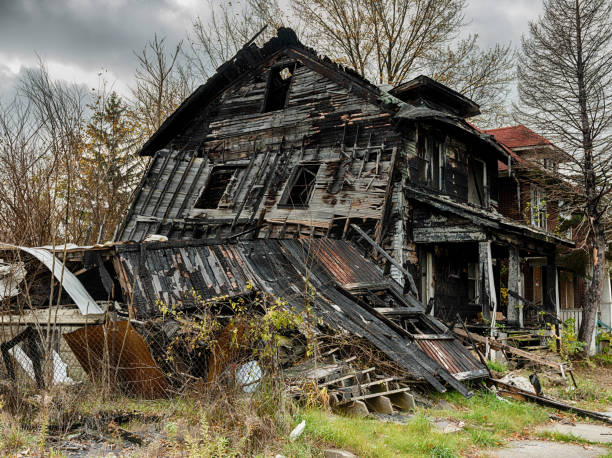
114,239 -> 486,395
63,321 -> 169,398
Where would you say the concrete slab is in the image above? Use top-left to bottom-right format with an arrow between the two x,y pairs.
493,440 -> 608,457
542,423 -> 612,444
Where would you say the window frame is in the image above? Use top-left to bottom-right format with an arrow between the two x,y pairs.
468,157 -> 487,207
262,62 -> 297,113
193,164 -> 246,210
530,185 -> 547,229
277,162 -> 320,209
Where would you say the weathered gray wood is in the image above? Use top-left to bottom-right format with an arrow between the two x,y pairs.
507,245 -> 521,325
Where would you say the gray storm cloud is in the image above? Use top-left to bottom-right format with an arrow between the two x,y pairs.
0,0 -> 542,99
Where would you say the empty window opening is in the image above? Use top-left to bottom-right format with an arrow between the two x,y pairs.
417,131 -> 444,189
195,166 -> 241,209
468,158 -> 486,207
279,163 -> 320,207
263,63 -> 296,112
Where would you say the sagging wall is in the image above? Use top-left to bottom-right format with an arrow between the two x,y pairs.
120,57 -> 404,243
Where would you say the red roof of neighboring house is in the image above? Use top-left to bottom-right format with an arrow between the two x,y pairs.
467,122 -> 525,171
484,125 -> 551,149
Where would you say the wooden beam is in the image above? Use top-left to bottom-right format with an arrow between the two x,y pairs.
350,223 -> 419,298
453,327 -> 570,373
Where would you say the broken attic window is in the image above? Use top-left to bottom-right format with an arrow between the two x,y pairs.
279,163 -> 320,208
468,158 -> 486,207
263,63 -> 296,112
194,166 -> 242,209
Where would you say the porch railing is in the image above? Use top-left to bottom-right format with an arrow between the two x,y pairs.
559,308 -> 583,333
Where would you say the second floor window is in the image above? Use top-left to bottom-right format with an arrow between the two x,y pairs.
530,186 -> 547,229
263,63 -> 296,112
417,131 -> 444,190
468,158 -> 487,207
194,166 -> 244,209
279,163 -> 320,208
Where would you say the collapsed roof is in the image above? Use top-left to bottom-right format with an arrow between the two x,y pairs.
115,238 -> 487,396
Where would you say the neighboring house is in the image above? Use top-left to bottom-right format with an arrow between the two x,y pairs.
486,125 -> 590,328
116,29 -> 573,332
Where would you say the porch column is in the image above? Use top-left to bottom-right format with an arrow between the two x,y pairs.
507,246 -> 521,326
544,253 -> 558,316
478,241 -> 497,326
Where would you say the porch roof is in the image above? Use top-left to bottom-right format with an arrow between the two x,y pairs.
405,185 -> 575,248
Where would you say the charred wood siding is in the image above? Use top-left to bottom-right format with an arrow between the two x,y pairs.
119,60 -> 402,242
405,125 -> 498,207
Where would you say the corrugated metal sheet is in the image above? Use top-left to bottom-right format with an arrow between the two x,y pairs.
64,321 -> 169,398
4,245 -> 104,315
115,239 -> 486,394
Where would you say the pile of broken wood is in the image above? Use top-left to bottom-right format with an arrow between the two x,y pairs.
284,348 -> 416,416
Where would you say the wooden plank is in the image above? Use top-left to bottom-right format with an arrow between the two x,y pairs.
411,334 -> 455,341
488,378 -> 612,425
0,308 -> 105,325
335,387 -> 413,405
453,327 -> 570,373
318,368 -> 376,387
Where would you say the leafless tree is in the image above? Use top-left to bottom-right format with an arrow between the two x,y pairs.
187,0 -> 276,79
131,34 -> 191,142
288,0 -> 515,125
427,36 -> 516,127
516,0 -> 612,353
17,61 -> 90,244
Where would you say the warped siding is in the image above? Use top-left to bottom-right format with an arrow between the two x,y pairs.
119,62 -> 403,243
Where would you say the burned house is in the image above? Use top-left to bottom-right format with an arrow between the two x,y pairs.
0,28 -> 579,398
486,125 -> 612,336
116,29 -> 572,328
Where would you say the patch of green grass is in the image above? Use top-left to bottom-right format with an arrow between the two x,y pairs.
592,353 -> 612,367
432,390 -> 550,434
536,430 -> 610,447
466,427 -> 503,448
486,360 -> 508,373
299,409 -> 468,458
0,421 -> 36,454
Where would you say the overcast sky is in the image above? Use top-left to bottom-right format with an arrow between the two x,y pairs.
0,0 -> 544,101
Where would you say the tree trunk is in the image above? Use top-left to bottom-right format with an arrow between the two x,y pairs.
579,226 -> 606,355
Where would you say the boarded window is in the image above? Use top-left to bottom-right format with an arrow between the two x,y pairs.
468,158 -> 486,207
279,163 -> 319,208
194,166 -> 242,209
263,64 -> 296,112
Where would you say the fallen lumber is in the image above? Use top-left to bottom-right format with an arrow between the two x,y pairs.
487,378 -> 612,425
453,327 -> 570,374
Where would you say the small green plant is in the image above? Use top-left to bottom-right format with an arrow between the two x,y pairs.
429,444 -> 457,458
184,409 -> 234,457
548,318 -> 585,359
486,360 -> 508,373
